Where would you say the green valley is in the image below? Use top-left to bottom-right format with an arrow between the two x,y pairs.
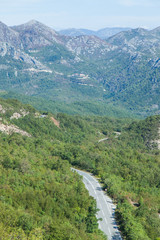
0,18 -> 160,240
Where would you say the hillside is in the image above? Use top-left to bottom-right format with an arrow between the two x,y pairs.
0,98 -> 108,240
0,98 -> 159,239
0,20 -> 160,117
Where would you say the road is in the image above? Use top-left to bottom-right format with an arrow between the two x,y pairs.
98,137 -> 109,143
72,168 -> 122,240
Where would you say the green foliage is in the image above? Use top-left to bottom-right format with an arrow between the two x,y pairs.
0,99 -> 107,240
0,91 -> 135,118
0,98 -> 159,239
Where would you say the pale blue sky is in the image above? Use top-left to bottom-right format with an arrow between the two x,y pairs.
1,0 -> 160,30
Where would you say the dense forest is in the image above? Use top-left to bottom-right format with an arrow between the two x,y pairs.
0,98 -> 160,239
0,99 -> 106,240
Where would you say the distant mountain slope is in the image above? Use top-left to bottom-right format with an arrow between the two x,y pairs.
59,28 -> 95,37
59,27 -> 131,39
96,27 -> 131,39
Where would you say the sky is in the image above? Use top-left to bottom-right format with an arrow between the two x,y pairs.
1,0 -> 160,30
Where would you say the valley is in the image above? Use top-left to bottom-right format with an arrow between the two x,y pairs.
0,19 -> 160,240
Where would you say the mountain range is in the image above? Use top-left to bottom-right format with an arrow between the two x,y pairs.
0,20 -> 160,117
58,27 -> 131,39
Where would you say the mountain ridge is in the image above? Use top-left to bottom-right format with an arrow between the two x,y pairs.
59,27 -> 132,39
0,20 -> 160,117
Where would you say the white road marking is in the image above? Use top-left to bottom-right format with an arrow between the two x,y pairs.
104,218 -> 108,226
83,175 -> 97,195
99,203 -> 102,209
102,194 -> 112,215
102,209 -> 105,216
84,182 -> 89,190
108,226 -> 111,235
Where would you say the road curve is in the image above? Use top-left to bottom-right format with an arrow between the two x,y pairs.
72,168 -> 122,240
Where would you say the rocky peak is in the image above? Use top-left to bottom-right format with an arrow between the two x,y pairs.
24,19 -> 40,26
11,20 -> 62,49
132,27 -> 148,34
12,20 -> 57,35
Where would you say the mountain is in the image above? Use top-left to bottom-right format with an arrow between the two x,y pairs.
0,21 -> 51,71
59,28 -> 95,37
107,28 -> 158,54
0,20 -> 160,117
96,27 -> 131,39
59,27 -> 131,39
11,20 -> 63,49
12,20 -> 116,58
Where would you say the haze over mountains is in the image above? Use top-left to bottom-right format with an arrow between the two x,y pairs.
0,20 -> 160,117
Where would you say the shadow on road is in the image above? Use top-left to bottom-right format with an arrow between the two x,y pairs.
96,186 -> 102,191
112,232 -> 123,240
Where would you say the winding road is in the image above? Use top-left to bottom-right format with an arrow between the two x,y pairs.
72,168 -> 122,240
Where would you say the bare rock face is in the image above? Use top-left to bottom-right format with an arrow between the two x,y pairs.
0,122 -> 31,137
0,21 -> 21,48
0,42 -> 48,70
0,104 -> 6,114
63,35 -> 117,58
10,110 -> 29,120
107,28 -> 160,57
0,20 -> 53,71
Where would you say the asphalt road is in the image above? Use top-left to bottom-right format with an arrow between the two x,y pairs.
72,168 -> 122,240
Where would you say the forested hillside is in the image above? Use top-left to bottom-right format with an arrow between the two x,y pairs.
0,98 -> 106,240
0,98 -> 160,239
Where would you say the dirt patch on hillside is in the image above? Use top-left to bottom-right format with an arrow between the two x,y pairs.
50,117 -> 60,128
